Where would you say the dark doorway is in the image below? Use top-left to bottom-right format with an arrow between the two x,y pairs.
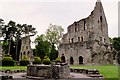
27,51 -> 30,54
70,57 -> 74,64
61,54 -> 66,63
79,56 -> 83,64
23,51 -> 26,55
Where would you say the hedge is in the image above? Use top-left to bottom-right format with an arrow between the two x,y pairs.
43,57 -> 51,65
2,57 -> 15,66
20,60 -> 29,66
33,57 -> 41,64
54,57 -> 61,63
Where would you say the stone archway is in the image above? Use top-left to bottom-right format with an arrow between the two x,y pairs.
23,51 -> 26,55
27,51 -> 30,54
70,57 -> 74,65
79,56 -> 83,64
61,54 -> 66,63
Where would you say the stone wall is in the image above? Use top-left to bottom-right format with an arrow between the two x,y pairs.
58,1 -> 117,65
27,64 -> 70,79
19,36 -> 33,61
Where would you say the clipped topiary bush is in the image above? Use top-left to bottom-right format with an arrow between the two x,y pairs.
2,56 -> 15,66
54,57 -> 61,63
44,56 -> 49,59
43,56 -> 51,65
20,56 -> 29,66
33,57 -> 41,64
20,59 -> 29,66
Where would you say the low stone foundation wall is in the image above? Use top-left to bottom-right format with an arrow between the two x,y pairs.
70,68 -> 103,78
0,70 -> 26,74
27,64 -> 70,79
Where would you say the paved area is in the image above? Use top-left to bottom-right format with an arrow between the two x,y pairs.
10,73 -> 26,78
70,73 -> 91,78
0,72 -> 91,79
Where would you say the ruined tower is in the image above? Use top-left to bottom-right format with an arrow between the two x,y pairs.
19,36 -> 33,61
59,0 -> 117,65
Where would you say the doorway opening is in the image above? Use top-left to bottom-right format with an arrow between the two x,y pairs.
70,57 -> 74,64
79,56 -> 83,64
61,54 -> 66,63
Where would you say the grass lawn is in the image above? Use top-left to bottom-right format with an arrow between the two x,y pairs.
0,66 -> 27,70
70,65 -> 119,79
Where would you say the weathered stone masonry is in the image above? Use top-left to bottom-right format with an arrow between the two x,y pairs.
19,36 -> 33,61
58,0 -> 117,65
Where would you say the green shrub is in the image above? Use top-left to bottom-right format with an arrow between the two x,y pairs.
20,59 -> 29,66
33,57 -> 41,64
44,56 -> 49,59
2,57 -> 15,66
4,54 -> 11,57
43,57 -> 51,65
55,57 -> 61,62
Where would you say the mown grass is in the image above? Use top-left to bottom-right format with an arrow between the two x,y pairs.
0,66 -> 27,70
70,65 -> 119,80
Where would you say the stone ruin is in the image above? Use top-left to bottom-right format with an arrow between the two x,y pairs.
58,0 -> 118,65
19,36 -> 33,61
27,63 -> 70,79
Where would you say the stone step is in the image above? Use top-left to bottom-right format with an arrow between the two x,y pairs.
87,71 -> 100,74
70,68 -> 101,75
87,69 -> 100,74
88,74 -> 104,78
70,69 -> 88,74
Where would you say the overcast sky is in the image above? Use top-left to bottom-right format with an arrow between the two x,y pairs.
0,0 -> 119,48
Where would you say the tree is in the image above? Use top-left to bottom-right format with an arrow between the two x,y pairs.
0,19 -> 4,37
112,37 -> 120,64
2,20 -> 37,61
0,19 -> 4,55
45,24 -> 64,60
35,35 -> 51,60
112,37 -> 120,51
22,24 -> 37,37
49,44 -> 58,61
45,24 -> 64,46
2,21 -> 17,57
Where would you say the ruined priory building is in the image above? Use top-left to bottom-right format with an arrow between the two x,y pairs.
59,0 -> 117,65
19,36 -> 33,61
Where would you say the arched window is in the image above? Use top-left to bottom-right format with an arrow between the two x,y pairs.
61,54 -> 66,63
23,51 -> 25,55
70,57 -> 74,65
78,37 -> 80,42
75,27 -> 77,32
27,51 -> 30,54
69,38 -> 70,43
81,37 -> 84,42
84,19 -> 86,30
71,38 -> 74,43
26,46 -> 28,49
100,16 -> 102,22
79,56 -> 83,64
